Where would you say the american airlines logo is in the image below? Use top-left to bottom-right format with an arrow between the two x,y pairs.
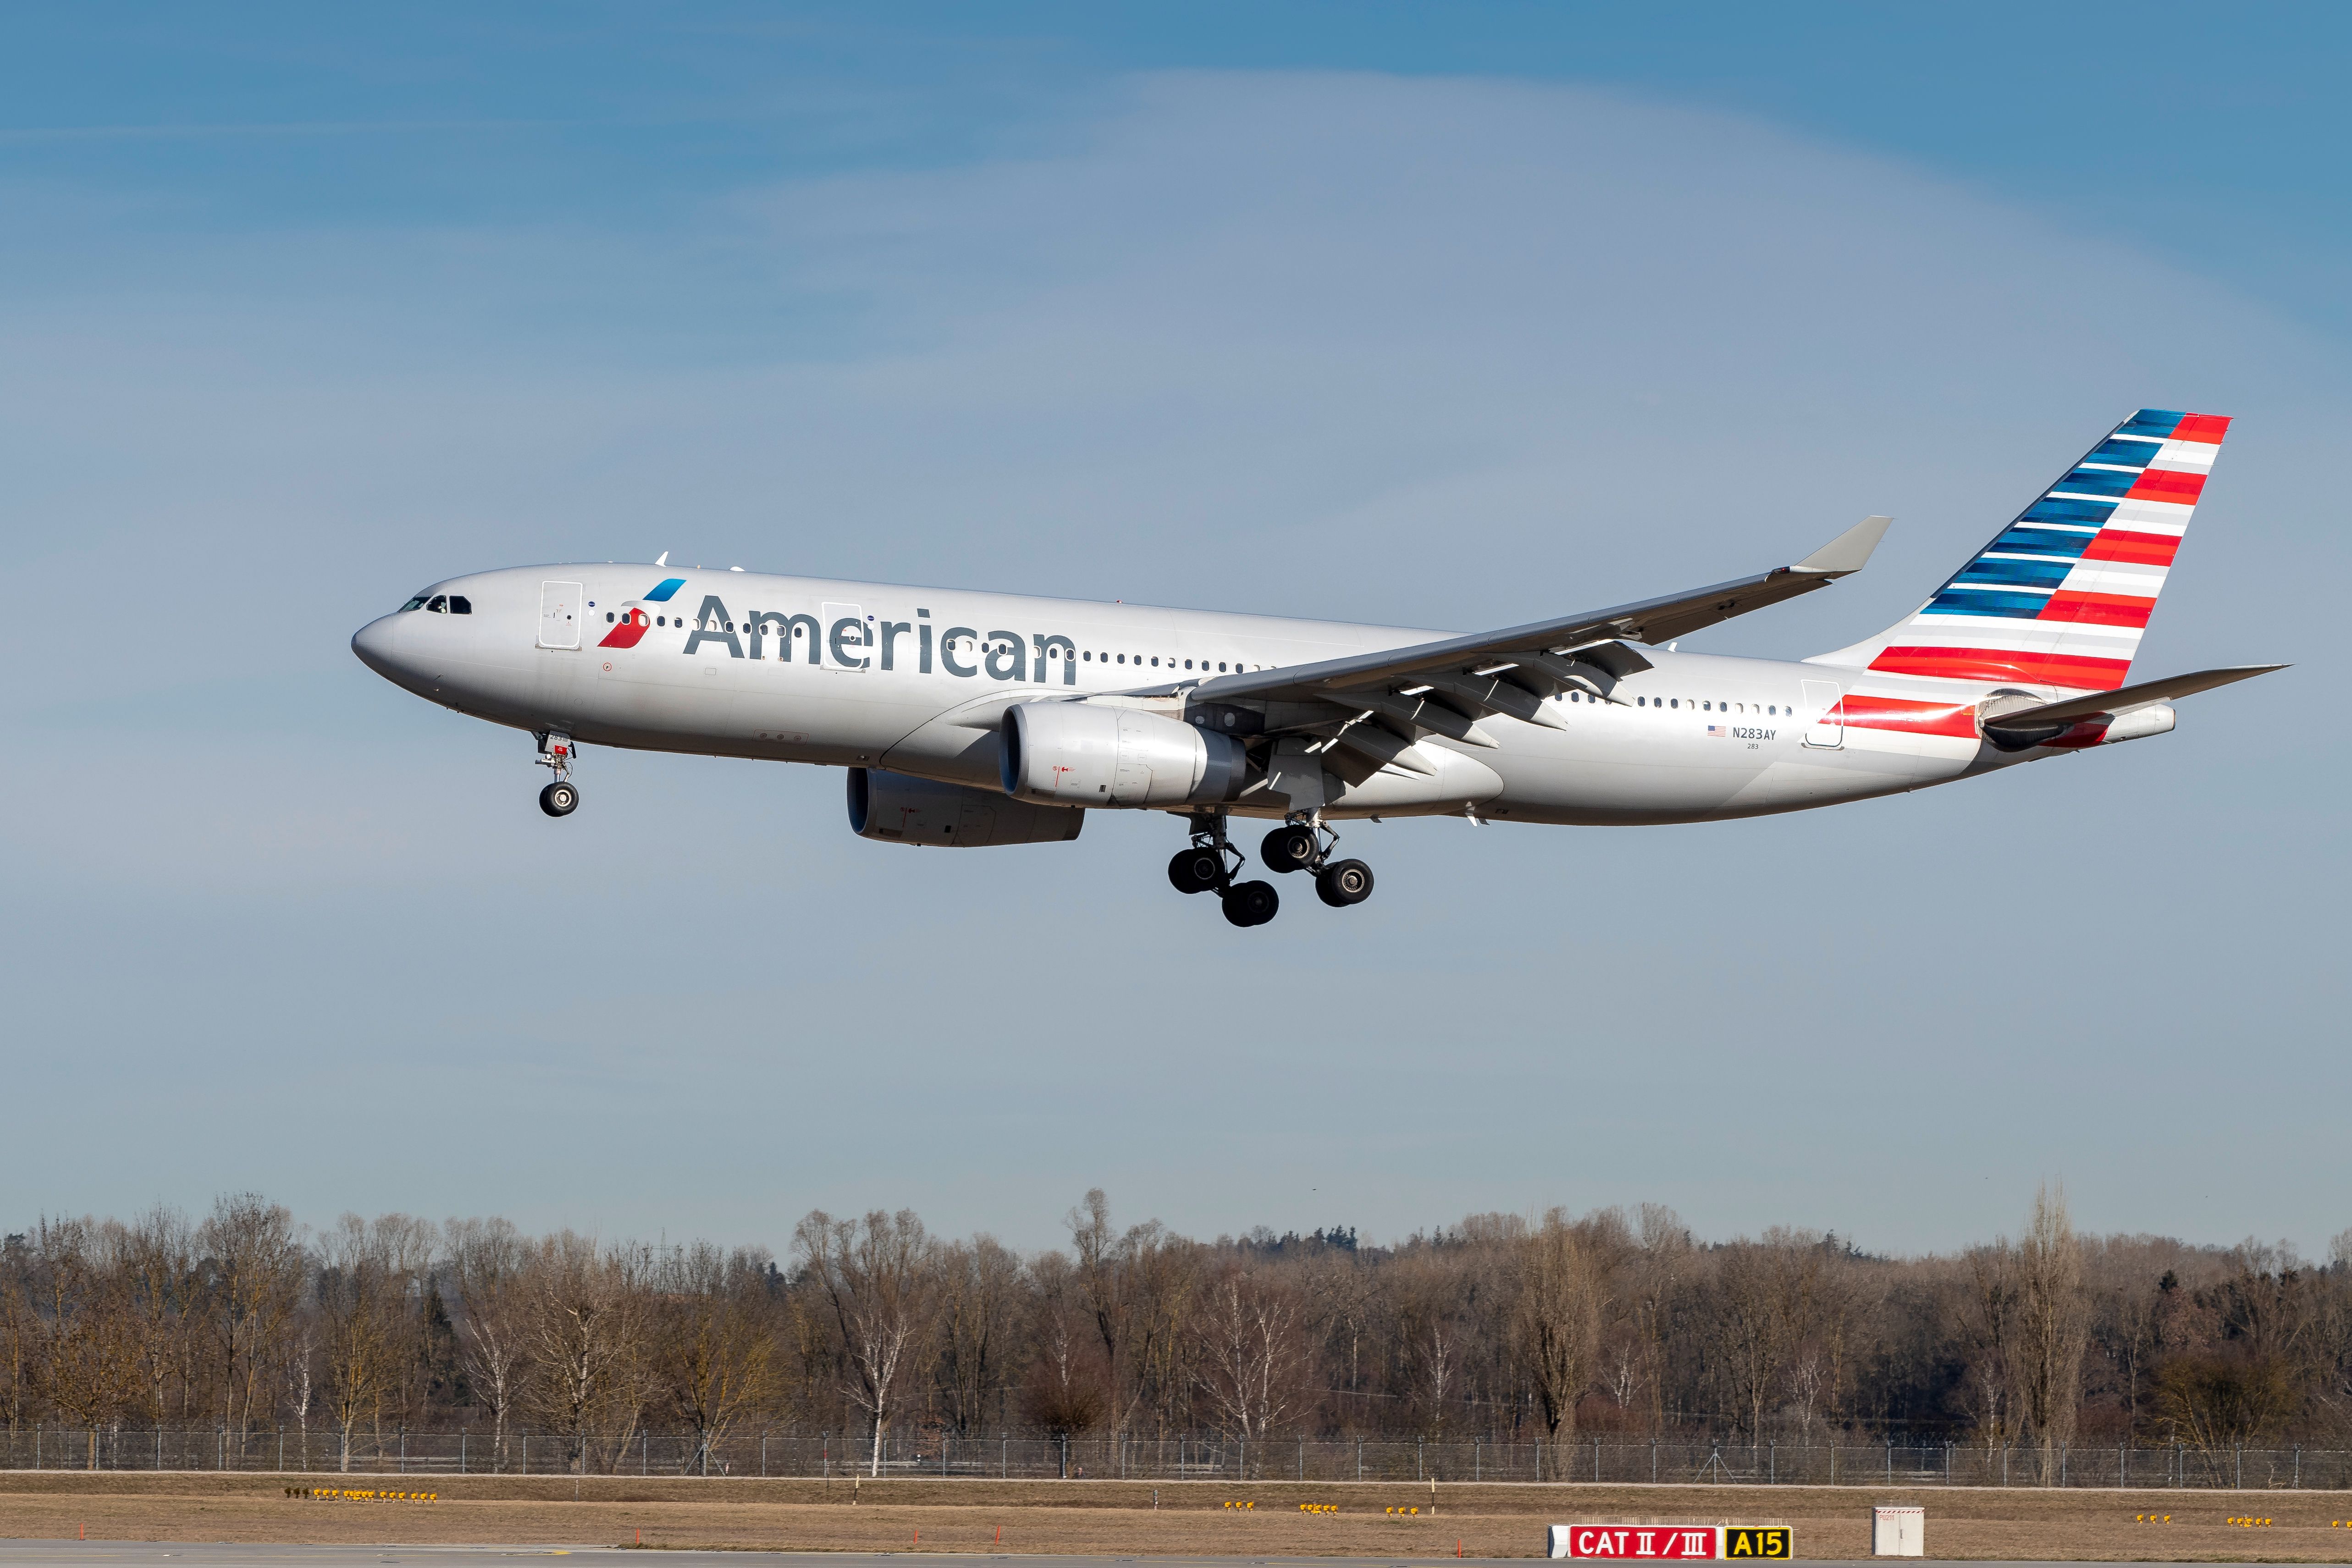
601,580 -> 1080,685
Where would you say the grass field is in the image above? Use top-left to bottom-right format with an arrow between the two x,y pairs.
1,1473 -> 2347,1560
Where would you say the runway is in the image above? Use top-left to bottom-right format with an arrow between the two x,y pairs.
0,1549 -> 2256,1568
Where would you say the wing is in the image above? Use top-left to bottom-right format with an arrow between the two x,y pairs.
1166,515 -> 1892,736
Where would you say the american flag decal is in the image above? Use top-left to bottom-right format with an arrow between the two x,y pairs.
1706,724 -> 1728,738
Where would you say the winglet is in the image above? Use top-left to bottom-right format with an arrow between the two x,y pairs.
655,551 -> 669,567
1792,514 -> 1892,576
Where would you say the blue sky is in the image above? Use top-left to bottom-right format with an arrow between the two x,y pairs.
3,5 -> 2344,1257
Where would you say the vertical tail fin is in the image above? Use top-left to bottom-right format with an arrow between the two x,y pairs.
1810,409 -> 2231,692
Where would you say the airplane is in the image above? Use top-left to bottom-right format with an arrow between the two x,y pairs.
353,408 -> 2281,928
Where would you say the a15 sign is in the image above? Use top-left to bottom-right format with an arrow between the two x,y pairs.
1722,1527 -> 1793,1558
1548,1525 -> 1795,1560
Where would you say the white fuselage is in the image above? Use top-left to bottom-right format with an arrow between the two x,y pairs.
353,563 -> 2043,828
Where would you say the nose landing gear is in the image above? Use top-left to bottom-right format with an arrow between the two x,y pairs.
535,732 -> 580,817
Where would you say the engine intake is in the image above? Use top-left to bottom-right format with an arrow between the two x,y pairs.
1001,701 -> 1251,808
847,767 -> 1083,847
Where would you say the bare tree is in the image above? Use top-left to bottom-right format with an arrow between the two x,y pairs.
316,1214 -> 401,1472
445,1216 -> 533,1470
197,1193 -> 304,1448
2012,1183 -> 2088,1482
935,1236 -> 1023,1435
1516,1209 -> 1624,1474
649,1242 -> 776,1474
524,1231 -> 649,1475
795,1209 -> 935,1475
23,1219 -> 141,1466
1193,1262 -> 1305,1454
1023,1250 -> 1103,1441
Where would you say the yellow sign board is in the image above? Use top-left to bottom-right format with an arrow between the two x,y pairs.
1721,1527 -> 1792,1559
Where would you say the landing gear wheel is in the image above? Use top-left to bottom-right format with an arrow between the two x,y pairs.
1168,846 -> 1225,895
1315,858 -> 1374,907
1221,880 -> 1279,928
1259,824 -> 1319,874
539,781 -> 579,817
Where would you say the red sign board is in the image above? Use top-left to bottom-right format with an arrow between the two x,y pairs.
1555,1526 -> 1720,1559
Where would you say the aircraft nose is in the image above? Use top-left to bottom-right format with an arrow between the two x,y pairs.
351,614 -> 406,679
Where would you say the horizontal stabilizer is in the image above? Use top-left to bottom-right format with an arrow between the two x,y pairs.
1984,663 -> 2286,729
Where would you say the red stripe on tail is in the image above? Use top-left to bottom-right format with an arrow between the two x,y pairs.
2037,591 -> 2155,628
2080,530 -> 2180,566
1869,647 -> 2132,689
2126,468 -> 2205,503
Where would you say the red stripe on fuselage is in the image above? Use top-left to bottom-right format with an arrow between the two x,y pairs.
1868,647 -> 2132,689
1838,695 -> 1979,739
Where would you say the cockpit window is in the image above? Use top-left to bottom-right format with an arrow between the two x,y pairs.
447,595 -> 471,614
400,592 -> 433,611
425,595 -> 448,613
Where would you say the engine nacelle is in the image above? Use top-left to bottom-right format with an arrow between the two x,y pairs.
1001,701 -> 1250,808
847,767 -> 1083,847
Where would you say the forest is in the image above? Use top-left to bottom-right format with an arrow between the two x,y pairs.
6,1187 -> 2347,1478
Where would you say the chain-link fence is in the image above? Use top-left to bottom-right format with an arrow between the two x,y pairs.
2,1429 -> 2346,1488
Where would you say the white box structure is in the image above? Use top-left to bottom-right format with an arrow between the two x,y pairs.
1872,1506 -> 1924,1557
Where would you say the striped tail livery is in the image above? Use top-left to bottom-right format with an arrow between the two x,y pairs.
1813,409 -> 2229,693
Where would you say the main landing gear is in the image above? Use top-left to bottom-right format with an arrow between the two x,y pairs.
1168,812 -> 1280,927
1261,821 -> 1374,909
535,732 -> 580,817
1168,813 -> 1374,927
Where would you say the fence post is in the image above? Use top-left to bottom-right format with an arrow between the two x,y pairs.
219,1428 -> 226,1471
156,1428 -> 162,1471
1475,1437 -> 1481,1482
761,1434 -> 766,1477
1003,1433 -> 1008,1480
1653,1438 -> 1659,1484
1884,1440 -> 1890,1485
1357,1437 -> 1363,1482
2235,1445 -> 2242,1489
1769,1442 -> 1775,1484
2294,1445 -> 2300,1487
1416,1436 -> 1422,1481
461,1432 -> 467,1474
1298,1437 -> 1304,1480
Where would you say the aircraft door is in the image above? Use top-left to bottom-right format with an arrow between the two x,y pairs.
821,601 -> 869,671
1801,679 -> 1844,749
539,581 -> 584,650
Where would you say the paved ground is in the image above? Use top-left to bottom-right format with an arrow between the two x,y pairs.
0,1549 -> 2263,1568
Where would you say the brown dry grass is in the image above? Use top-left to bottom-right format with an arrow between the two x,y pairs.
0,1474 -> 2347,1560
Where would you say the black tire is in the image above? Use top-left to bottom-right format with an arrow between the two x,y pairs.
1259,824 -> 1317,874
1315,858 -> 1374,907
1167,846 -> 1223,895
539,781 -> 579,817
1221,879 -> 1279,927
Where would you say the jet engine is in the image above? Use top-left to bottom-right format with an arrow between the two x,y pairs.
1001,701 -> 1251,808
847,767 -> 1083,847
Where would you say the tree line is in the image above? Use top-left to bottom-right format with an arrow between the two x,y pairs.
5,1186 -> 2349,1475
